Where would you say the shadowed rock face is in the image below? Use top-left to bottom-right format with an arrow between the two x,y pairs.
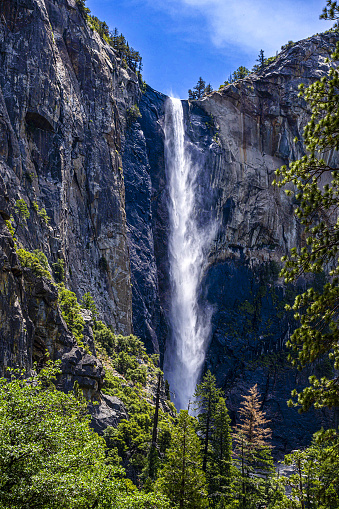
123,33 -> 339,456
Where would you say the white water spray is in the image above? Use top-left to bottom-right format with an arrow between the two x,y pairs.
163,97 -> 215,410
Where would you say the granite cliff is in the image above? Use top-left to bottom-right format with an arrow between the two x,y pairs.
0,0 -> 337,453
124,32 -> 338,455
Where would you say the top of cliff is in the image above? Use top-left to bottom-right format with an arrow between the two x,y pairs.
202,30 -> 339,103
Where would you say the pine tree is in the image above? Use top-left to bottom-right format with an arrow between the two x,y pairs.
233,385 -> 274,509
193,77 -> 206,99
194,372 -> 233,507
231,66 -> 250,81
208,397 -> 234,508
257,49 -> 265,69
156,410 -> 208,509
273,1 -> 339,414
204,83 -> 213,95
194,371 -> 223,472
279,431 -> 339,508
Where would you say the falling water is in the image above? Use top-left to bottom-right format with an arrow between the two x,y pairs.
163,97 -> 215,410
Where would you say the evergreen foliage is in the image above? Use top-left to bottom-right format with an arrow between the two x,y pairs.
156,410 -> 208,509
194,371 -> 224,472
208,397 -> 234,508
14,199 -> 30,235
76,0 -> 143,78
194,372 -> 233,507
188,77 -> 213,99
273,430 -> 339,508
232,385 -> 276,508
81,291 -> 98,320
281,40 -> 295,51
58,283 -> 85,346
222,66 -> 250,86
51,258 -> 65,283
273,3 -> 339,413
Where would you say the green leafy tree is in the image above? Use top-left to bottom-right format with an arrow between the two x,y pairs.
320,0 -> 339,27
17,248 -> 51,280
156,410 -> 208,509
208,397 -> 234,508
194,77 -> 206,98
76,0 -> 90,18
257,49 -> 265,69
272,431 -> 339,509
232,66 -> 250,81
0,362 -> 171,509
221,66 -> 250,88
194,371 -> 223,472
188,77 -> 207,99
273,5 -> 339,414
252,49 -> 266,73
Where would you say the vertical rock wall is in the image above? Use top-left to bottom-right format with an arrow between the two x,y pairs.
0,0 -> 138,335
123,33 -> 338,455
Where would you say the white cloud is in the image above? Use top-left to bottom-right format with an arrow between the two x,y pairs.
148,0 -> 333,55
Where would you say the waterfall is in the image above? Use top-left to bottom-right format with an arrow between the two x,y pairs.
163,97 -> 215,410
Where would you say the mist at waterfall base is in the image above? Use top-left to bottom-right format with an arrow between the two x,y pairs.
163,97 -> 216,411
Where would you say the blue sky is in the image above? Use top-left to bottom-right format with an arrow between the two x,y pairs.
86,0 -> 333,98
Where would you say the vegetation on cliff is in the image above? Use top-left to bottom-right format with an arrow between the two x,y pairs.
76,0 -> 143,77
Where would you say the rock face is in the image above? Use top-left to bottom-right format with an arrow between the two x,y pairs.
0,0 -> 137,335
0,0 -> 337,455
0,0 -> 137,430
123,33 -> 339,456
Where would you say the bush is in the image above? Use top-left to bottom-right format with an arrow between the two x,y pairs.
51,258 -> 65,282
95,320 -> 116,355
17,248 -> 51,280
0,362 -> 171,509
81,291 -> 98,319
126,105 -> 141,125
58,283 -> 85,345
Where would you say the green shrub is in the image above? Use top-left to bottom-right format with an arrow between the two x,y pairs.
126,105 -> 141,124
58,283 -> 84,345
51,258 -> 65,282
5,218 -> 15,239
81,291 -> 98,319
94,320 -> 116,355
37,207 -> 50,224
14,199 -> 30,234
17,249 -> 51,280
